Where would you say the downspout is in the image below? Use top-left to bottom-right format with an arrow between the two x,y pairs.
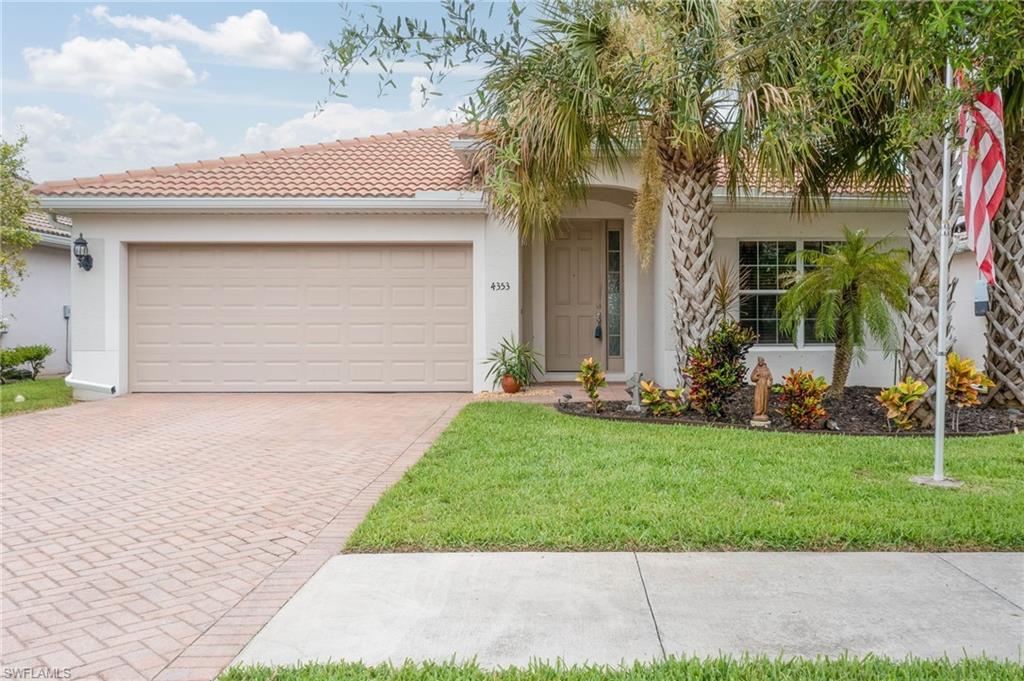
65,377 -> 116,395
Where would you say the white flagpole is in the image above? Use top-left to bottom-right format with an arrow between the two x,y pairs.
933,58 -> 954,482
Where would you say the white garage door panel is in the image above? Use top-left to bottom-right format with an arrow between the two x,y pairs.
129,244 -> 473,392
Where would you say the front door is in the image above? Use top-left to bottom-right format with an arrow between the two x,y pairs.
545,220 -> 605,371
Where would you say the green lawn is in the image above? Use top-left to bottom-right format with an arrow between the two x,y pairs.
346,402 -> 1024,552
221,658 -> 1023,681
0,377 -> 73,417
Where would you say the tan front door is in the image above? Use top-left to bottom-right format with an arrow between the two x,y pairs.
128,243 -> 473,392
545,220 -> 605,371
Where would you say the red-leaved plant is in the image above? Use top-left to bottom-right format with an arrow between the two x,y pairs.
774,368 -> 829,429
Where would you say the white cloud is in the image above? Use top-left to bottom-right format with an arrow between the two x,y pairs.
242,80 -> 464,150
23,37 -> 198,96
7,102 -> 218,182
90,5 -> 321,71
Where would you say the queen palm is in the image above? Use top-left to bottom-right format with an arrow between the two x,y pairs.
327,0 -> 817,384
778,228 -> 909,401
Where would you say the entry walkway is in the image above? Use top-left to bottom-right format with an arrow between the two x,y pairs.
234,551 -> 1023,669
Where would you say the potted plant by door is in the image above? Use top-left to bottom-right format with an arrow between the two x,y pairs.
484,336 -> 543,393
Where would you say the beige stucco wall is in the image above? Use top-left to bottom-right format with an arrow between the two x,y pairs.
64,210 -> 517,398
2,243 -> 71,375
647,206 -> 988,388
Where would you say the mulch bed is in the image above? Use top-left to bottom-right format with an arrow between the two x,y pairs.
556,385 -> 1022,436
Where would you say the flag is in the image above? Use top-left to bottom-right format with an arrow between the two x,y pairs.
959,88 -> 1006,285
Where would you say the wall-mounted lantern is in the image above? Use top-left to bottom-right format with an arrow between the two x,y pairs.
73,233 -> 93,271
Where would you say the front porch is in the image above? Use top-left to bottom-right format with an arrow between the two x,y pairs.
513,183 -> 983,389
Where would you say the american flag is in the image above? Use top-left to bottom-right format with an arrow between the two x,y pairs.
959,88 -> 1006,285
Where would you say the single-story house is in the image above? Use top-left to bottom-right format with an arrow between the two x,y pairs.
1,210 -> 72,375
34,124 -> 986,400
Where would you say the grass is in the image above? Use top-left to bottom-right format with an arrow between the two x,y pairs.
346,402 -> 1024,552
221,658 -> 1024,680
0,377 -> 73,417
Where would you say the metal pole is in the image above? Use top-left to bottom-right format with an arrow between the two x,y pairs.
933,59 -> 954,481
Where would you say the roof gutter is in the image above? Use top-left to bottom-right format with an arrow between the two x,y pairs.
33,232 -> 72,249
712,189 -> 907,213
37,192 -> 487,215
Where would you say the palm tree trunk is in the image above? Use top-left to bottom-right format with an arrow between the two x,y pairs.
661,146 -> 717,387
984,132 -> 1024,407
828,328 -> 853,401
901,134 -> 958,426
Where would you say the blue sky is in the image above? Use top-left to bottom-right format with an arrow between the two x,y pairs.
1,2 -> 514,182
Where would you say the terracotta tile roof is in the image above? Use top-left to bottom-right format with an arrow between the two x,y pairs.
24,210 -> 72,238
33,125 -> 476,198
32,122 -> 900,201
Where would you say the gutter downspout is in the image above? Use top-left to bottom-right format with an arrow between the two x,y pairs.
65,376 -> 116,395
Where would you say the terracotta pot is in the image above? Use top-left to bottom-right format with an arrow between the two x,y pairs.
500,375 -> 521,394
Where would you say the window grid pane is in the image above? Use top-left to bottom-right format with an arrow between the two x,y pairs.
738,240 -> 795,346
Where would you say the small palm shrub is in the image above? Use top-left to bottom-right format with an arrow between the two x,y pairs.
484,335 -> 543,389
877,378 -> 928,431
576,356 -> 607,413
778,228 -> 908,400
683,321 -> 757,417
774,368 -> 829,429
640,380 -> 683,416
945,353 -> 995,432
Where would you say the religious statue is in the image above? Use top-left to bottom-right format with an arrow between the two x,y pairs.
625,371 -> 645,413
750,357 -> 773,427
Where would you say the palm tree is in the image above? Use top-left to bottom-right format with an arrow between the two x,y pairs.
326,0 -> 819,386
781,1 -> 1024,422
778,228 -> 909,401
985,71 -> 1024,407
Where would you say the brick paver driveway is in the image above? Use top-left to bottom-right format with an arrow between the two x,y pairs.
1,393 -> 466,681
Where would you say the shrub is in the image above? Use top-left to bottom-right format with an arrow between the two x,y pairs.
484,335 -> 543,388
576,356 -> 607,413
945,352 -> 995,432
683,321 -> 757,417
0,344 -> 52,382
774,368 -> 829,429
877,378 -> 928,431
640,380 -> 683,416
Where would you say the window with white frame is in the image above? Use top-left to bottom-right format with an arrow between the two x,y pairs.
738,239 -> 842,347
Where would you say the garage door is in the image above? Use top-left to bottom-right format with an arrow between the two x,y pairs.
128,243 -> 473,392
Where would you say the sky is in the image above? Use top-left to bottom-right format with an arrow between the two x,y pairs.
1,2 -> 514,183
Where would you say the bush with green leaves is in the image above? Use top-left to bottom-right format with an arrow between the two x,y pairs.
683,321 -> 757,417
774,368 -> 829,429
0,344 -> 53,382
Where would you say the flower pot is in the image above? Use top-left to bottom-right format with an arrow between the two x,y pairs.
501,375 -> 521,394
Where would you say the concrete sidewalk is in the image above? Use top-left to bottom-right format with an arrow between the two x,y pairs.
232,552 -> 1023,669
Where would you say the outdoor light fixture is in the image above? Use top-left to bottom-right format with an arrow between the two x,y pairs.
73,233 -> 93,271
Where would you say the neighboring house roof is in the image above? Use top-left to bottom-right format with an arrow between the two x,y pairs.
33,125 -> 476,198
24,210 -> 72,238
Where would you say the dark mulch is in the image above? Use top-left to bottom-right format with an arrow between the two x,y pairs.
557,385 -> 1022,436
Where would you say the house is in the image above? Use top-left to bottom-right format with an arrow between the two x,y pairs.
1,210 -> 72,375
34,125 -> 986,399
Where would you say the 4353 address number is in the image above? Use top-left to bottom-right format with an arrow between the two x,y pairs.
490,281 -> 511,291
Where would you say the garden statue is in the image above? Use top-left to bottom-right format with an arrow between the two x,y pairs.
750,357 -> 773,427
625,371 -> 645,413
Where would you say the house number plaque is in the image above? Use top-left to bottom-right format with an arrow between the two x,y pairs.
489,281 -> 511,291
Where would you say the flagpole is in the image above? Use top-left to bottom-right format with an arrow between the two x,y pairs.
933,58 -> 954,482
